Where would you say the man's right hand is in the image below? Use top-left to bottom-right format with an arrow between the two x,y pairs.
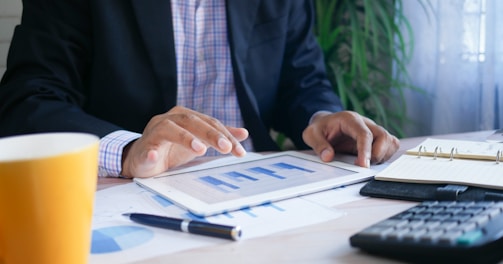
121,106 -> 248,178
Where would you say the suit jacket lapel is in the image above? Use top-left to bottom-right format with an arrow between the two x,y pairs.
130,0 -> 177,108
227,0 -> 279,151
226,0 -> 260,112
130,0 -> 277,150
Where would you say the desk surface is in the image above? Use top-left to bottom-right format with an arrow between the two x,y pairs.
97,130 -> 495,264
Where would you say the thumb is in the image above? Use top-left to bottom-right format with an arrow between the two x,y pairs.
131,149 -> 163,178
303,127 -> 335,162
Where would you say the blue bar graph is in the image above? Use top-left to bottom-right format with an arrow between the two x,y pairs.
261,202 -> 286,212
273,162 -> 315,173
151,195 -> 174,207
224,171 -> 258,182
248,167 -> 285,179
199,176 -> 239,192
240,207 -> 258,217
184,212 -> 209,222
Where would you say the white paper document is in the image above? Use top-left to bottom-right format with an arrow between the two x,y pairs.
90,153 -> 377,263
90,182 -> 350,263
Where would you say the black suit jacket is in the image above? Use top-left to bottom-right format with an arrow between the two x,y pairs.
0,0 -> 343,151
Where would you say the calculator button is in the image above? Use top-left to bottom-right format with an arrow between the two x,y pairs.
455,201 -> 475,207
449,214 -> 471,223
418,229 -> 444,243
403,220 -> 424,229
386,228 -> 410,240
358,226 -> 394,238
444,207 -> 463,214
456,230 -> 483,245
481,208 -> 503,218
391,212 -> 414,220
490,202 -> 503,210
468,215 -> 490,226
437,231 -> 464,245
429,213 -> 451,221
422,221 -> 441,230
456,222 -> 477,232
402,228 -> 428,242
423,206 -> 445,214
407,206 -> 427,213
471,201 -> 494,207
410,212 -> 433,221
436,221 -> 458,230
375,219 -> 408,228
436,201 -> 455,206
462,208 -> 484,215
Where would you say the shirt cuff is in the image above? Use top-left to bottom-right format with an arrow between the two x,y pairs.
98,130 -> 141,177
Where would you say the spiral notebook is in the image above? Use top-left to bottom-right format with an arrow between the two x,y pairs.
374,138 -> 503,190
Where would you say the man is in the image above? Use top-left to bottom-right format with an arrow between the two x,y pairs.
0,0 -> 399,178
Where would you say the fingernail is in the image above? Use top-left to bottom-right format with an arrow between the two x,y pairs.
365,158 -> 371,168
191,139 -> 206,152
218,137 -> 232,151
235,144 -> 246,156
321,149 -> 331,161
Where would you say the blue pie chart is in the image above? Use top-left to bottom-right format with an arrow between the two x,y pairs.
91,225 -> 154,254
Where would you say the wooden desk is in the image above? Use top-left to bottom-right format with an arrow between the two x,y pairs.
97,130 -> 495,264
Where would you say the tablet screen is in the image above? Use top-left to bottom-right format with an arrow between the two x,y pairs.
157,154 -> 355,204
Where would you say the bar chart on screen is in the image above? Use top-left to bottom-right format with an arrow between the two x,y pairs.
157,155 -> 356,205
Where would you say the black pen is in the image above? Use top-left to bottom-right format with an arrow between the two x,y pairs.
123,213 -> 242,241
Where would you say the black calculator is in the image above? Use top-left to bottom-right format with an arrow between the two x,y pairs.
350,201 -> 503,264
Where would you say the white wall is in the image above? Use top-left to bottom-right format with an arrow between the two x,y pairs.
0,0 -> 22,78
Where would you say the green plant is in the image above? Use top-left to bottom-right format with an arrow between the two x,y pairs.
314,0 -> 419,138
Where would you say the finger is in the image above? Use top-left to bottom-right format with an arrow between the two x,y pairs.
181,112 -> 248,156
337,113 -> 373,168
165,109 -> 233,153
125,122 -> 206,178
147,115 -> 208,155
302,124 -> 335,162
361,118 -> 400,164
168,106 -> 248,156
353,131 -> 372,168
172,112 -> 246,156
381,137 -> 400,162
227,127 -> 249,142
226,127 -> 249,157
370,132 -> 400,164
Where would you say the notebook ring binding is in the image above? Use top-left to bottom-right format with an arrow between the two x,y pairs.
449,147 -> 457,161
433,146 -> 442,160
415,145 -> 501,163
417,146 -> 425,158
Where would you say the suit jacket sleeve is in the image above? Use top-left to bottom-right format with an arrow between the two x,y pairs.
276,0 -> 344,148
239,0 -> 344,149
0,0 -> 181,139
0,0 -> 124,137
0,0 -> 345,150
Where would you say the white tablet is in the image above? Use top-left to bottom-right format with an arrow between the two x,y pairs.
134,151 -> 375,216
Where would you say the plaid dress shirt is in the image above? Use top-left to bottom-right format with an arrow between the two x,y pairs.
99,0 -> 252,176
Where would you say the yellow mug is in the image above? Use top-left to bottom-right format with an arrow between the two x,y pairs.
0,133 -> 99,264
